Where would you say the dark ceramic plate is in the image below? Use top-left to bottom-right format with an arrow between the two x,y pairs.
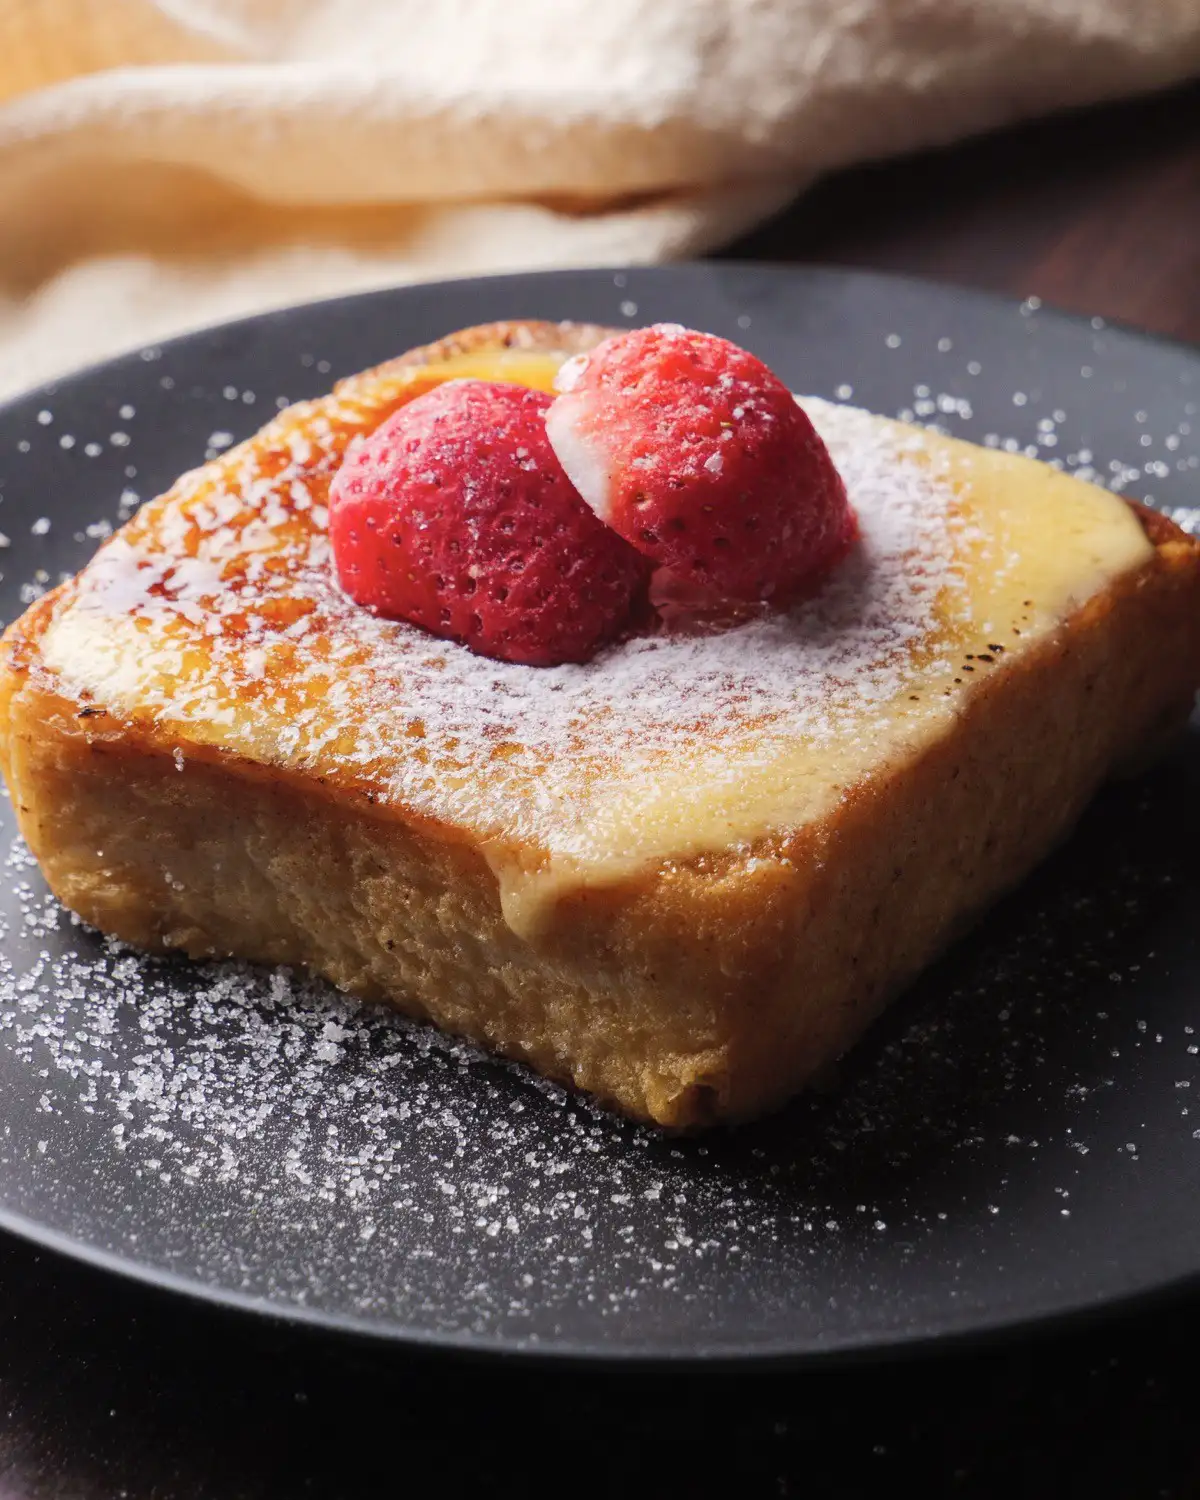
0,265 -> 1196,1365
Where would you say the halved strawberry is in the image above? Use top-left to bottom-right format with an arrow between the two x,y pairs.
546,324 -> 857,604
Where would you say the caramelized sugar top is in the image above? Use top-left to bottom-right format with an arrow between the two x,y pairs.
39,348 -> 1152,930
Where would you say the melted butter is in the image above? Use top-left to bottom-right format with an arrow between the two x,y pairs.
35,351 -> 1153,943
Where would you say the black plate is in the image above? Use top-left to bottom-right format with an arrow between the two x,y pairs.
0,265 -> 1197,1364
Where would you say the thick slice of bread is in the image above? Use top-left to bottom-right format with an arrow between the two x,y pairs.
2,321 -> 1198,1127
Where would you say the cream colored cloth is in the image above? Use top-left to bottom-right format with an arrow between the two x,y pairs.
0,0 -> 1197,395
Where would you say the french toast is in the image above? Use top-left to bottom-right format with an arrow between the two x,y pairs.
2,319 -> 1199,1128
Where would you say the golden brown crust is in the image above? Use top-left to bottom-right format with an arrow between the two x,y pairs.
3,321 -> 1200,1127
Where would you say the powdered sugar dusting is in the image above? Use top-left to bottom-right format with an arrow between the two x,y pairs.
42,397 -> 969,861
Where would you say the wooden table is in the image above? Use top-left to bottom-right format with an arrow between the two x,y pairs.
0,83 -> 1198,1500
729,79 -> 1200,346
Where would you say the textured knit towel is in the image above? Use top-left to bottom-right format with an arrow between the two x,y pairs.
0,0 -> 1197,394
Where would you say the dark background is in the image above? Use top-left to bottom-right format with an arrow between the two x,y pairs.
0,1232 -> 1196,1498
734,81 -> 1200,345
1,81 -> 1198,1499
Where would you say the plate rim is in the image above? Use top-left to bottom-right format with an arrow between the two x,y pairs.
0,1197 -> 1196,1369
1,259 -> 1195,423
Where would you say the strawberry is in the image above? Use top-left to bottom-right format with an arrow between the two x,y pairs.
328,379 -> 648,666
545,324 -> 857,604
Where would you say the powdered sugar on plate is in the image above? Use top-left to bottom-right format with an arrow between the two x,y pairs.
0,756 -> 1193,1343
